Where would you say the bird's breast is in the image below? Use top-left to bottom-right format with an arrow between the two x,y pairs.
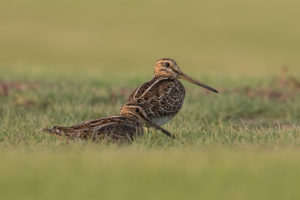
151,115 -> 174,126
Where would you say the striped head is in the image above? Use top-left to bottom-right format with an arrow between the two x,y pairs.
154,58 -> 219,93
120,104 -> 148,121
154,58 -> 180,79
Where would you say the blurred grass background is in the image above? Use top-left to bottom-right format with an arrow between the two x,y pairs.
1,0 -> 300,82
0,0 -> 300,199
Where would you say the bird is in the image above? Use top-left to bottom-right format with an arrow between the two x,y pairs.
121,58 -> 218,126
42,104 -> 174,142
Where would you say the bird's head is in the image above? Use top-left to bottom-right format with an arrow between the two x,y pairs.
154,58 -> 218,93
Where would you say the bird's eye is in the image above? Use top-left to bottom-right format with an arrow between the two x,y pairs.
135,108 -> 139,112
164,62 -> 170,67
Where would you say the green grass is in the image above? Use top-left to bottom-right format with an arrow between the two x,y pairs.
1,148 -> 300,200
1,0 -> 300,199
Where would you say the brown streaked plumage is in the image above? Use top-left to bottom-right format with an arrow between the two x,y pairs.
122,58 -> 218,126
42,104 -> 174,142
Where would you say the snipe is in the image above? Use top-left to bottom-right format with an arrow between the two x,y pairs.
42,104 -> 174,142
122,58 -> 218,126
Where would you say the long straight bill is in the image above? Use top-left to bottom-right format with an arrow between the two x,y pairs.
178,73 -> 219,93
144,119 -> 175,139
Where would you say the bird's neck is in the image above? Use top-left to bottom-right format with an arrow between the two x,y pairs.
154,74 -> 176,79
121,113 -> 139,121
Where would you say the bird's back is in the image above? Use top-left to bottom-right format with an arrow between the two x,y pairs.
42,116 -> 143,142
123,77 -> 185,125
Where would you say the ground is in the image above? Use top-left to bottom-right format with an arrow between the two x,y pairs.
0,0 -> 300,200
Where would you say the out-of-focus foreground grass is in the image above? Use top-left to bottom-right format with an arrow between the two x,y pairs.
1,147 -> 300,200
0,0 -> 300,199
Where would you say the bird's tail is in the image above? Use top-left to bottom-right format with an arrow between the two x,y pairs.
41,126 -> 74,136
